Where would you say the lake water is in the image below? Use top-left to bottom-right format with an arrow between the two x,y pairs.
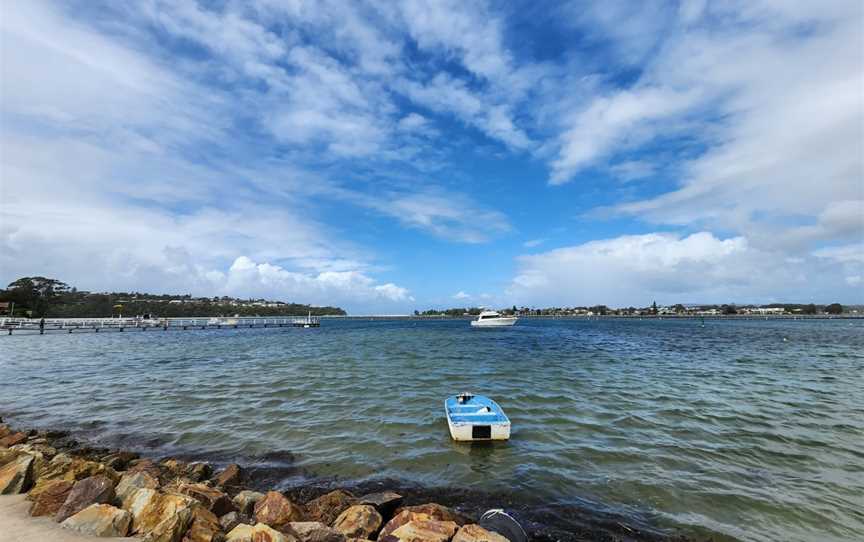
1,318 -> 862,541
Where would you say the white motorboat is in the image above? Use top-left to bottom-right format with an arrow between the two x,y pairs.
470,310 -> 517,327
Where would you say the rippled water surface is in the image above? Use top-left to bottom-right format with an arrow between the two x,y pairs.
2,318 -> 863,540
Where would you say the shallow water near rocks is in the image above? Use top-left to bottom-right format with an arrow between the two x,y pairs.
2,318 -> 862,541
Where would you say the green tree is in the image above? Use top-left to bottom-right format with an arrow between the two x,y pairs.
5,276 -> 70,317
651,300 -> 658,315
825,303 -> 843,315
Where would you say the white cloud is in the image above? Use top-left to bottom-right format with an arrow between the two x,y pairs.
523,238 -> 546,248
508,232 -> 863,306
452,291 -> 470,300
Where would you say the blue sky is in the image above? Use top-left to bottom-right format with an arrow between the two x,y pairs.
1,0 -> 862,313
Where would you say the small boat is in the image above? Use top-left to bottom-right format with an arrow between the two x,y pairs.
470,310 -> 517,327
445,392 -> 511,441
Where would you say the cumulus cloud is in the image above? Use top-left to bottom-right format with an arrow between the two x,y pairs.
508,232 -> 863,306
452,291 -> 470,300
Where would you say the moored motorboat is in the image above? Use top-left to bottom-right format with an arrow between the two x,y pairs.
445,392 -> 511,441
470,310 -> 517,327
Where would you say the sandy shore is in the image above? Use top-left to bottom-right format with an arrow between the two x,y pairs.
0,495 -> 134,542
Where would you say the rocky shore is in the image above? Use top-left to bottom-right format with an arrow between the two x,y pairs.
1,419 -> 692,542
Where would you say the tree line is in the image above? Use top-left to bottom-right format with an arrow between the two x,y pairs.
0,277 -> 346,318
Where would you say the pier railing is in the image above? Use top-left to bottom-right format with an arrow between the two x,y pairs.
0,316 -> 320,335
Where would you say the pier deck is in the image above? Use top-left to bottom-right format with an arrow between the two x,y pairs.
0,316 -> 320,335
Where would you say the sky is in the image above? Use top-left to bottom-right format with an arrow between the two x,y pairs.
1,0 -> 862,313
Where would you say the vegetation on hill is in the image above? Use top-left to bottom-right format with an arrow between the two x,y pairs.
0,276 -> 346,318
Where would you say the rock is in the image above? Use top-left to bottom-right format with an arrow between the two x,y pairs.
117,470 -> 161,506
254,490 -> 305,531
304,490 -> 356,525
11,441 -> 57,460
124,488 -> 160,524
332,505 -> 382,540
55,474 -> 116,523
0,453 -> 34,494
29,479 -> 74,517
128,459 -> 167,482
0,448 -> 19,467
219,511 -> 241,532
358,491 -> 402,517
188,462 -> 213,482
381,520 -> 459,542
178,482 -> 236,516
102,451 -> 140,471
232,490 -> 265,516
31,454 -> 119,495
226,523 -> 292,542
214,464 -> 242,489
225,523 -> 255,542
133,491 -> 197,535
378,504 -> 467,541
182,504 -> 224,542
60,503 -> 132,537
451,524 -> 510,542
0,424 -> 10,438
0,431 -> 27,448
142,504 -> 194,542
289,521 -> 346,542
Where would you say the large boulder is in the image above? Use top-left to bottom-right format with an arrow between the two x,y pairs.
254,490 -> 305,531
0,423 -> 10,439
31,454 -> 119,495
214,464 -> 242,490
380,519 -> 458,542
358,491 -> 402,518
188,462 -> 213,482
289,521 -> 346,542
0,453 -> 34,494
127,459 -> 167,483
124,488 -> 160,525
142,504 -> 194,542
378,504 -> 467,541
232,490 -> 264,516
178,482 -> 236,517
29,479 -> 74,517
219,511 -> 241,533
225,523 -> 292,542
0,448 -> 19,467
452,524 -> 510,542
132,491 -> 197,535
0,431 -> 27,448
117,470 -> 161,506
332,505 -> 382,540
101,451 -> 140,471
304,490 -> 356,525
60,503 -> 132,537
55,474 -> 116,523
182,504 -> 224,542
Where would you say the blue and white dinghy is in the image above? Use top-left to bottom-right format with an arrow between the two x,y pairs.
445,392 -> 511,441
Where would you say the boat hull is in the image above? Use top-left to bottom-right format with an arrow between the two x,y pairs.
470,317 -> 517,327
445,395 -> 511,441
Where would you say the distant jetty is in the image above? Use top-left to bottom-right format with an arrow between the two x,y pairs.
0,315 -> 320,335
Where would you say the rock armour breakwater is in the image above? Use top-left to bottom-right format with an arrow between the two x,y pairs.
0,419 -> 692,542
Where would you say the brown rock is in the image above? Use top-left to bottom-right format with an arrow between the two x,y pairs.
60,503 -> 132,537
214,464 -> 242,489
143,504 -> 194,542
179,482 -> 237,517
226,523 -> 293,542
0,448 -> 19,467
55,474 -> 116,523
0,453 -> 34,494
451,524 -> 509,542
254,490 -> 305,531
220,511 -> 242,532
378,504 -> 467,541
381,520 -> 458,542
0,424 -> 10,438
182,504 -> 224,542
31,454 -> 119,496
233,490 -> 265,516
117,470 -> 161,506
289,521 -> 346,542
128,459 -> 167,481
304,490 -> 356,525
133,491 -> 197,535
188,462 -> 213,482
332,505 -> 382,540
102,451 -> 140,471
0,431 -> 27,448
358,491 -> 402,517
29,479 -> 74,517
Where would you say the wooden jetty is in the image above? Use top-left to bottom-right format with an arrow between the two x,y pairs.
0,315 -> 320,335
